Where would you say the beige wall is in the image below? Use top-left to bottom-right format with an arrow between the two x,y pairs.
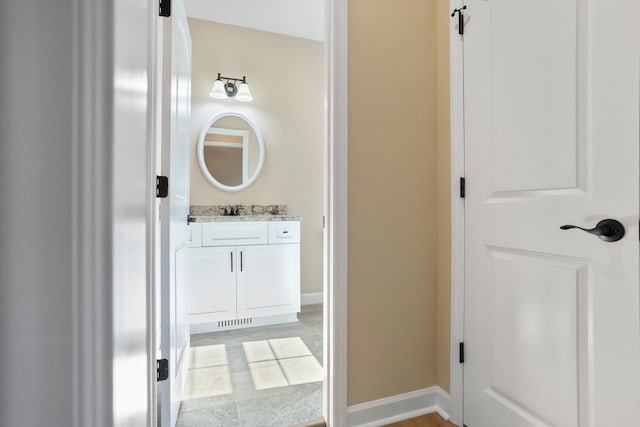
348,0 -> 451,405
188,19 -> 325,294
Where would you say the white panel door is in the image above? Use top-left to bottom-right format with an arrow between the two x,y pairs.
463,1 -> 640,426
159,1 -> 191,426
237,244 -> 301,318
187,247 -> 237,322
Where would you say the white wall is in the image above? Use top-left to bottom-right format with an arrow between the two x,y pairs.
0,2 -> 74,425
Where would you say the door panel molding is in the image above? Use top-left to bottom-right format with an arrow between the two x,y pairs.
486,0 -> 585,194
485,246 -> 589,427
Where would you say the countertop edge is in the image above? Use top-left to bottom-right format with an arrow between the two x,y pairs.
191,215 -> 302,223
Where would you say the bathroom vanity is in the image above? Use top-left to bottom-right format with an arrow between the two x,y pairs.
187,216 -> 301,334
188,112 -> 303,334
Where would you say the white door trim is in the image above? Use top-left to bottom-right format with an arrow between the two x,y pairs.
71,0 -> 116,425
324,0 -> 349,425
448,0 -> 465,426
147,3 -> 161,427
72,0 -> 154,425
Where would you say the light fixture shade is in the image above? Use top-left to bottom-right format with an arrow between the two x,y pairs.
236,82 -> 253,102
209,79 -> 226,99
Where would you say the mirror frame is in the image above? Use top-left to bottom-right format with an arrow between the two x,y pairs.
196,111 -> 266,192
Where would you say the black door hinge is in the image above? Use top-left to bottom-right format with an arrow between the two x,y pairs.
159,0 -> 171,17
459,342 -> 465,364
156,176 -> 168,198
157,359 -> 169,381
451,6 -> 467,35
460,177 -> 466,198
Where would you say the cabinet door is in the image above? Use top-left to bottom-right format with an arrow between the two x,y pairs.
187,247 -> 236,323
237,244 -> 301,318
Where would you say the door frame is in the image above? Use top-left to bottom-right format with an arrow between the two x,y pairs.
323,0 -> 349,425
148,1 -> 349,426
448,0 -> 465,425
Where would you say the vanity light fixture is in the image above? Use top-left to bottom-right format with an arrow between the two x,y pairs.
209,73 -> 253,102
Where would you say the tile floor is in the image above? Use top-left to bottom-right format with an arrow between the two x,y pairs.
177,304 -> 323,427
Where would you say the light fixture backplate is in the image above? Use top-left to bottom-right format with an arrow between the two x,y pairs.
224,81 -> 238,97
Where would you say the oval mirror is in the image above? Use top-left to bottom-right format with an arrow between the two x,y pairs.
197,112 -> 265,192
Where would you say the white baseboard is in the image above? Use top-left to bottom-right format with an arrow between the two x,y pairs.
347,386 -> 451,427
301,292 -> 323,305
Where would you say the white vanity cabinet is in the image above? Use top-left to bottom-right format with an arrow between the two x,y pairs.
187,220 -> 301,332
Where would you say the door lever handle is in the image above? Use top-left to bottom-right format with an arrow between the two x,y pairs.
560,219 -> 625,242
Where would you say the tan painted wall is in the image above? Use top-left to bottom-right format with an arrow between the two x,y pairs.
188,19 -> 325,294
348,0 -> 451,404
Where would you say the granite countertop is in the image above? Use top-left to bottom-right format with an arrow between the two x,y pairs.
189,204 -> 300,222
191,215 -> 302,222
